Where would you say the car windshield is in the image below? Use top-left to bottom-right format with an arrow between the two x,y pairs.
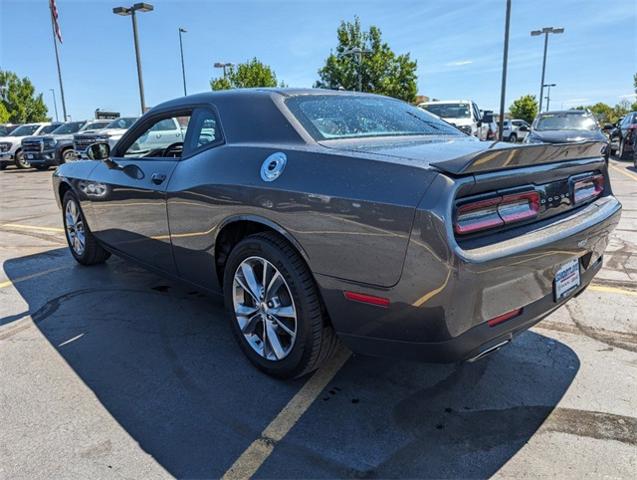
40,124 -> 60,134
107,117 -> 136,129
421,103 -> 471,119
0,126 -> 14,136
287,95 -> 461,140
535,112 -> 598,131
82,121 -> 110,131
9,124 -> 39,136
51,122 -> 85,135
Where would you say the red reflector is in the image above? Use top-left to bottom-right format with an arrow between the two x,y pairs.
487,308 -> 522,327
343,291 -> 390,308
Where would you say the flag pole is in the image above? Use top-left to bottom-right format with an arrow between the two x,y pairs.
49,1 -> 67,120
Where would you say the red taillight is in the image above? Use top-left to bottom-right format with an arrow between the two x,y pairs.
487,308 -> 522,327
573,174 -> 604,204
455,190 -> 540,235
343,291 -> 390,308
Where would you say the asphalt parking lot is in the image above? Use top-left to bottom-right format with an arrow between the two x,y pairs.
1,158 -> 636,479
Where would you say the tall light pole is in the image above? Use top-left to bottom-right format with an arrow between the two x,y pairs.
214,62 -> 234,79
113,2 -> 154,113
498,0 -> 512,141
341,47 -> 372,92
543,83 -> 556,111
531,26 -> 564,113
178,27 -> 187,96
49,88 -> 59,122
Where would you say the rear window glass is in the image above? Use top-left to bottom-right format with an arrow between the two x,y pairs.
286,95 -> 460,140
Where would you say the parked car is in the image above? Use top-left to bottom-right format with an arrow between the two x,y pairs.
524,110 -> 608,154
21,120 -> 109,170
419,100 -> 484,137
0,122 -> 62,169
53,89 -> 621,379
608,111 -> 637,160
73,117 -> 137,158
502,119 -> 531,142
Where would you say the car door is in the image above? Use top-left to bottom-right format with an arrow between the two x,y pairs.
86,109 -> 191,274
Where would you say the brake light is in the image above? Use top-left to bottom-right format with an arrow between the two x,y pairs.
454,190 -> 540,235
573,174 -> 604,204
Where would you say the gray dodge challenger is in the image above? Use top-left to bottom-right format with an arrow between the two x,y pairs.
52,89 -> 621,378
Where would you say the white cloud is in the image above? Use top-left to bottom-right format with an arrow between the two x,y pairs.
620,93 -> 637,99
444,60 -> 473,67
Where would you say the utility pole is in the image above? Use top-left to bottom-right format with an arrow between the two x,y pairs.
531,27 -> 564,113
49,88 -> 59,122
178,27 -> 187,95
341,47 -> 372,92
543,83 -> 556,111
498,0 -> 512,141
113,3 -> 154,113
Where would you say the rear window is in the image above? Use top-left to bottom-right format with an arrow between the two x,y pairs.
286,95 -> 460,141
535,112 -> 598,131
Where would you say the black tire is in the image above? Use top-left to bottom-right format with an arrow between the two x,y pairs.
62,191 -> 111,265
223,232 -> 338,379
0,163 -> 6,170
618,138 -> 627,160
509,133 -> 517,143
14,149 -> 29,169
60,148 -> 75,164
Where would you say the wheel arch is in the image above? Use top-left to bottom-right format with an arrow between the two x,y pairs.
214,215 -> 311,287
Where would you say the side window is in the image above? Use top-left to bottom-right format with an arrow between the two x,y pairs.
185,108 -> 223,155
124,113 -> 191,158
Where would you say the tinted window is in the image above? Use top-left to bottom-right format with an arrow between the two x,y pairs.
82,121 -> 110,131
288,95 -> 460,140
421,103 -> 471,119
51,122 -> 85,134
107,117 -> 137,129
186,108 -> 222,152
124,114 -> 190,158
535,112 -> 598,131
41,124 -> 61,134
8,125 -> 39,136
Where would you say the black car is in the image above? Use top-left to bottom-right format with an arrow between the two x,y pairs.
524,110 -> 609,154
52,89 -> 620,378
608,111 -> 636,161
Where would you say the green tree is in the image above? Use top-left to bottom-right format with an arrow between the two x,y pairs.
0,70 -> 48,123
210,58 -> 281,90
632,72 -> 637,111
0,102 -> 9,123
509,95 -> 538,124
315,16 -> 418,102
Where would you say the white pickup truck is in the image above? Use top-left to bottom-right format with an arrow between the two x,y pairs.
419,100 -> 486,138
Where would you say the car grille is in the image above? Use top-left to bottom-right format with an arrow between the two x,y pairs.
74,135 -> 102,150
22,139 -> 43,153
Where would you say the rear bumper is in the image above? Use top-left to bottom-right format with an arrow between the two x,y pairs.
316,193 -> 621,363
337,256 -> 601,363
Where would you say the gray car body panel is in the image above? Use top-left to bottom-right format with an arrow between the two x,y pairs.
52,89 -> 622,362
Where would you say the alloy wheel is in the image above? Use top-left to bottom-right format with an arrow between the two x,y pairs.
232,256 -> 297,361
16,151 -> 29,168
65,199 -> 86,256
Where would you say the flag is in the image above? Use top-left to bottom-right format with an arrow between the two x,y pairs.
50,0 -> 62,43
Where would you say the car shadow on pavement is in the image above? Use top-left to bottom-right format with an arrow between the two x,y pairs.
2,248 -> 580,478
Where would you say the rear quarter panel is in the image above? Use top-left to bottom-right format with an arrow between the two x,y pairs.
166,144 -> 437,290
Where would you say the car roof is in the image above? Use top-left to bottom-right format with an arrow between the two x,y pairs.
538,110 -> 591,115
420,100 -> 471,105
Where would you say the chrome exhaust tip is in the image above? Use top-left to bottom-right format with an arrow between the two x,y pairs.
467,339 -> 511,363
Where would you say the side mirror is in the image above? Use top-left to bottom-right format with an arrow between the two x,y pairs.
86,142 -> 110,160
602,123 -> 614,131
519,125 -> 529,132
477,120 -> 483,127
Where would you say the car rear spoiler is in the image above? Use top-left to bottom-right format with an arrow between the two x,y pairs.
431,141 -> 607,175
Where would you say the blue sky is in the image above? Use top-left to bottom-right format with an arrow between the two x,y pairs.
1,0 -> 635,120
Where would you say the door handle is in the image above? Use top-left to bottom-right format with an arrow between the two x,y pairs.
151,173 -> 167,185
